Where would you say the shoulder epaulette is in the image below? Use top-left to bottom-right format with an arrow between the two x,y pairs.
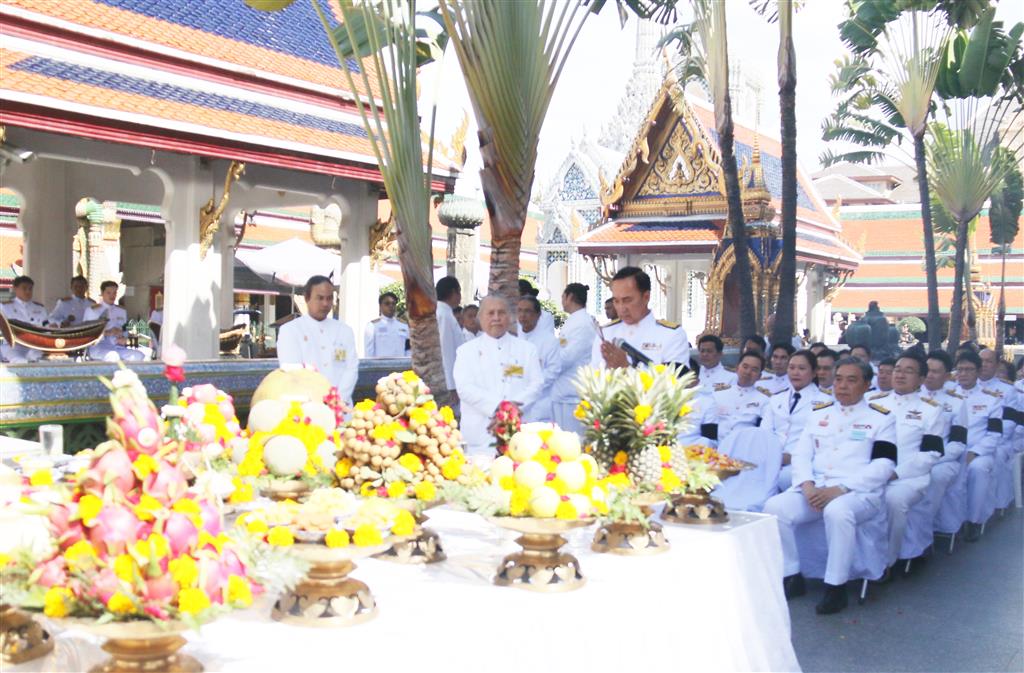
603,319 -> 621,327
1,300 -> 12,305
869,403 -> 891,415
656,319 -> 679,330
59,296 -> 71,301
869,391 -> 891,400
713,382 -> 730,392
982,388 -> 1002,398
813,400 -> 834,411
31,301 -> 43,306
773,387 -> 788,395
90,302 -> 102,308
921,396 -> 939,407
946,390 -> 964,399
756,386 -> 772,396
723,365 -> 735,372
760,373 -> 773,380
820,387 -> 832,395
370,317 -> 381,323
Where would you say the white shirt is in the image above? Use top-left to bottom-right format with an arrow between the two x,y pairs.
759,371 -> 791,395
83,301 -> 129,341
363,315 -> 409,358
590,311 -> 690,369
2,297 -> 49,326
551,308 -> 597,404
436,302 -> 464,390
712,382 -> 774,440
49,295 -> 91,325
919,386 -> 968,465
951,384 -> 1003,458
519,324 -> 561,422
699,362 -> 737,392
454,332 -> 543,456
678,387 -> 719,445
277,314 -> 359,404
792,398 -> 897,493
148,309 -> 163,326
978,376 -> 1019,442
875,390 -> 945,480
462,328 -> 479,342
761,383 -> 830,456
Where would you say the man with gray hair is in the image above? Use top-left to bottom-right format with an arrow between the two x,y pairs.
454,296 -> 543,456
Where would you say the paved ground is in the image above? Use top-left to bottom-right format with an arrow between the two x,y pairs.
790,508 -> 1023,673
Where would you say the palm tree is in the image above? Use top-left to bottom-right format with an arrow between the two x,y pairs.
661,0 -> 757,338
988,155 -> 1022,357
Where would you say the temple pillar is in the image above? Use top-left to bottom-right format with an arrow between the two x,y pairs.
336,181 -> 377,353
438,198 -> 484,301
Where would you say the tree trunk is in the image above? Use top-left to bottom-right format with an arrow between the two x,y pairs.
772,18 -> 797,348
718,97 -> 758,339
487,234 -> 524,316
947,216 -> 969,353
965,236 -> 977,342
996,245 -> 1007,358
914,133 -> 942,351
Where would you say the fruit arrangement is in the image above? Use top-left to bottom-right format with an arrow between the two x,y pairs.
236,397 -> 339,486
683,445 -> 749,474
335,371 -> 467,497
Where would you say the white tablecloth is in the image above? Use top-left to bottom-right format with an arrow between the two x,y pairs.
15,508 -> 800,673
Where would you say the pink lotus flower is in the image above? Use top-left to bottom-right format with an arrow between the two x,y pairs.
36,557 -> 68,587
144,461 -> 188,504
83,446 -> 136,494
162,344 -> 187,368
88,505 -> 143,555
164,512 -> 198,556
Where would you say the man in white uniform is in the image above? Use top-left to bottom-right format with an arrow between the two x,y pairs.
697,334 -> 736,391
551,283 -> 596,434
83,281 -> 144,362
364,292 -> 409,358
978,348 -> 1019,509
454,296 -> 543,457
517,296 -> 560,422
48,275 -> 91,326
712,351 -> 774,441
277,275 -> 359,404
435,277 -> 464,398
461,304 -> 480,341
764,358 -> 897,615
590,266 -> 689,370
0,275 -> 49,363
921,351 -> 968,536
761,343 -> 794,394
518,279 -> 554,335
816,349 -> 839,397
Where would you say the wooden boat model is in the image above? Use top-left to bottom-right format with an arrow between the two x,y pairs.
219,324 -> 247,354
0,313 -> 107,353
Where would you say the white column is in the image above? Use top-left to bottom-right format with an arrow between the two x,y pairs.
336,182 -> 377,355
219,210 -> 238,330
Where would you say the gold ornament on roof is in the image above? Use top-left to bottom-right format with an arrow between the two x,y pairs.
369,215 -> 396,270
199,160 -> 245,260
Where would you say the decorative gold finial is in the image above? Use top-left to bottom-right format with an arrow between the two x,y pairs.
199,160 -> 245,259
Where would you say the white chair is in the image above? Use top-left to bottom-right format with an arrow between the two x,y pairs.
713,427 -> 783,513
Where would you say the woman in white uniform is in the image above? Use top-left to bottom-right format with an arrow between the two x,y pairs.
551,283 -> 596,434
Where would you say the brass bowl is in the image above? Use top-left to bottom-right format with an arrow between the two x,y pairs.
56,619 -> 201,673
487,517 -> 593,592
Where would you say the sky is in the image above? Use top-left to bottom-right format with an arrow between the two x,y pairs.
423,0 -> 1024,198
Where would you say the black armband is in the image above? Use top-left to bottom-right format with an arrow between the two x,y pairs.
920,434 -> 944,456
700,423 -> 718,441
948,425 -> 967,444
871,440 -> 897,462
1002,407 -> 1017,423
987,417 -> 1003,434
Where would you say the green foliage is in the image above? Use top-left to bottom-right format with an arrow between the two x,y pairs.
936,7 -> 1024,102
538,298 -> 567,328
898,316 -> 927,333
989,153 -> 1023,250
380,281 -> 408,321
839,0 -> 988,56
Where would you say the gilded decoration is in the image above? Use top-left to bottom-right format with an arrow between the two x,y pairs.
369,215 -> 396,270
199,160 -> 245,260
704,244 -> 781,338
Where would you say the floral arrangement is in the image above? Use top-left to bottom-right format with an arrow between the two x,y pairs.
236,396 -> 340,487
683,445 -> 749,474
491,400 -> 522,455
0,369 -> 302,627
334,371 -> 467,498
443,423 -> 608,520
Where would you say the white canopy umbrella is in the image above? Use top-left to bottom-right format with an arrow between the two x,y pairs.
235,238 -> 341,288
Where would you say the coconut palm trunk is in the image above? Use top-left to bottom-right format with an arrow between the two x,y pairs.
947,216 -> 969,351
772,0 -> 797,346
996,246 -> 1007,356
719,105 -> 758,338
914,132 -> 943,350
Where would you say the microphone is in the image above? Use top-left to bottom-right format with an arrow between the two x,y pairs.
612,338 -> 653,366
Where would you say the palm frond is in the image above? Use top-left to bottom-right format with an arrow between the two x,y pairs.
819,148 -> 889,168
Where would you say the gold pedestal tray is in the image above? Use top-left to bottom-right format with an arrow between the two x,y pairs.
375,500 -> 446,564
489,517 -> 592,592
1,605 -> 53,665
61,619 -> 201,673
661,492 -> 728,525
592,494 -> 670,555
272,541 -> 389,627
260,479 -> 311,502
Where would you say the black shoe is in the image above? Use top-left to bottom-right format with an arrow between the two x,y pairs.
964,523 -> 981,542
783,573 -> 806,599
815,583 -> 848,615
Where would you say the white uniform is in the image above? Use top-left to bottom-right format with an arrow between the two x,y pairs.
462,328 -> 479,342
518,309 -> 555,337
590,311 -> 690,369
453,332 -> 543,457
763,398 -> 897,586
818,385 -> 835,399
699,363 -> 737,392
48,295 -> 91,326
436,303 -> 464,391
760,372 -> 791,395
519,325 -> 560,423
979,377 -> 1020,509
82,302 -> 144,362
0,297 -> 49,363
550,308 -> 596,434
712,382 -> 773,440
920,386 -> 968,533
761,383 -> 830,490
277,313 -> 359,404
677,387 -> 719,447
953,383 -> 1004,524
363,316 -> 409,358
877,390 -> 944,564
148,309 -> 163,352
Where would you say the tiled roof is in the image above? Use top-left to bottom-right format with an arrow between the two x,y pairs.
577,219 -> 720,254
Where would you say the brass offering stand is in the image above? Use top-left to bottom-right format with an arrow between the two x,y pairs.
62,619 -> 202,673
661,463 -> 752,525
375,501 -> 445,565
592,493 -> 670,555
1,605 -> 53,665
272,540 -> 389,627
489,517 -> 592,592
259,479 -> 311,502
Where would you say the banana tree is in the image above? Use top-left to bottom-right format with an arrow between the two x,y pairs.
661,0 -> 757,337
989,155 -> 1022,357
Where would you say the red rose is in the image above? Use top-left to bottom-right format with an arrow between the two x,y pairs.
163,365 -> 185,384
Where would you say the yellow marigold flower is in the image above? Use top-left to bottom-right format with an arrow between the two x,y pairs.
64,540 -> 98,571
169,554 -> 199,588
228,480 -> 254,505
659,468 -> 682,493
134,494 -> 162,522
401,370 -> 419,383
538,429 -> 553,444
613,451 -> 628,466
353,524 -> 383,547
408,407 -> 429,426
359,482 -> 378,497
0,553 -> 9,566
227,575 -> 253,607
658,446 -> 673,464
112,554 -> 136,583
439,406 -> 455,424
414,480 -> 437,501
678,404 -> 692,418
43,587 -> 73,618
498,475 -> 516,491
370,423 -> 397,442
245,517 -> 269,536
267,526 -> 294,547
549,477 -> 570,496
355,399 -> 377,413
386,481 -> 408,499
441,457 -> 463,481
573,400 -> 591,421
654,364 -> 666,374
422,400 -> 438,412
604,472 -> 631,490
177,587 -> 211,615
29,469 -> 53,487
197,531 -> 227,554
77,494 -> 103,526
633,404 -> 653,425
398,453 -> 423,473
325,529 -> 350,548
237,455 -> 265,478
334,458 -> 353,479
509,487 -> 531,516
391,510 -> 416,537
555,500 -> 578,521
107,591 -> 135,615
132,454 -> 158,480
639,371 -> 654,391
134,533 -> 170,561
172,498 -> 202,527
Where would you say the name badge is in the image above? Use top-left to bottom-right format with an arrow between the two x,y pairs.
334,349 -> 347,361
503,364 -> 524,378
850,429 -> 867,441
642,342 -> 661,350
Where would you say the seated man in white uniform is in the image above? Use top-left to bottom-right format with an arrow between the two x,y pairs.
83,281 -> 144,362
551,283 -> 596,434
978,348 -> 1020,509
590,266 -> 689,371
48,275 -> 91,327
920,350 -> 968,534
517,296 -> 560,422
876,358 -> 896,393
761,342 -> 794,394
712,350 -> 773,441
764,358 -> 897,615
815,349 -> 838,398
679,363 -> 721,446
454,296 -> 543,457
762,350 -> 830,491
0,275 -> 49,363
697,334 -> 736,392
880,354 -> 945,576
277,275 -> 359,405
364,291 -> 410,358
